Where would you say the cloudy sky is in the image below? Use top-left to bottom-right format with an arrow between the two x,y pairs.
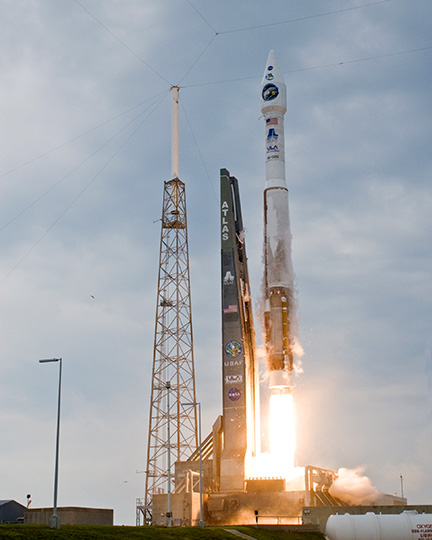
1,0 -> 431,526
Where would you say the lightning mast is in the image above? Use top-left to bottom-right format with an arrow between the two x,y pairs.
141,87 -> 198,526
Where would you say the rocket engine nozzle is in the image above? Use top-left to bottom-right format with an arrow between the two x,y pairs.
269,369 -> 293,391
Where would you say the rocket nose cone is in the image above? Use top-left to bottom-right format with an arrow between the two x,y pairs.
261,50 -> 286,111
261,50 -> 284,85
266,50 -> 277,69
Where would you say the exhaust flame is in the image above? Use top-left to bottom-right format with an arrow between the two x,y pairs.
246,388 -> 304,486
270,391 -> 295,469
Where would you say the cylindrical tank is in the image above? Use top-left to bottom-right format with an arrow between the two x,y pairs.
325,511 -> 432,540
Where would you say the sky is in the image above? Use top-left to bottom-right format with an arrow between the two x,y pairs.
1,0 -> 431,526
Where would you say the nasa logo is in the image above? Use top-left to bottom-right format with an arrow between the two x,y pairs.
228,388 -> 241,402
226,375 -> 242,384
268,65 -> 273,71
225,340 -> 242,358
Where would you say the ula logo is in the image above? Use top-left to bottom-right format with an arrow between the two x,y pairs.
226,375 -> 242,384
267,145 -> 279,153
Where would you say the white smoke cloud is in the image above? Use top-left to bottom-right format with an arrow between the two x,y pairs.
329,467 -> 382,505
292,335 -> 304,358
292,336 -> 304,375
293,359 -> 304,375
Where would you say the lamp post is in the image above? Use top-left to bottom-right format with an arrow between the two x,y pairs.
182,401 -> 204,527
165,381 -> 172,527
39,358 -> 62,529
400,474 -> 404,503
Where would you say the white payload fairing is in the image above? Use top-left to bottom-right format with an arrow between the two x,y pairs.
261,50 -> 295,392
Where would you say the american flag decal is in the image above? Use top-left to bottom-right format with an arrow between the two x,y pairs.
266,117 -> 278,125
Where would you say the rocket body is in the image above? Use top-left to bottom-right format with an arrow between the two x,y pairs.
261,50 -> 294,390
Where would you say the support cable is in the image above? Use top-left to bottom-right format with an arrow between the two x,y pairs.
181,45 -> 432,88
0,90 -> 170,235
180,100 -> 217,202
0,91 -> 170,286
1,91 -> 168,179
176,34 -> 218,86
186,0 -> 218,35
217,0 -> 393,35
74,0 -> 172,85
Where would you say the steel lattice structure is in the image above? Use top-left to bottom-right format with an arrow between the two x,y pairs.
141,177 -> 198,526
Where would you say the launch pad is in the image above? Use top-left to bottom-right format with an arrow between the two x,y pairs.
150,433 -> 406,528
148,162 -> 405,529
150,437 -> 405,527
149,166 -> 404,528
142,52 -> 407,531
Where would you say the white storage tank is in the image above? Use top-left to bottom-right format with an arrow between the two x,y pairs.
325,511 -> 432,540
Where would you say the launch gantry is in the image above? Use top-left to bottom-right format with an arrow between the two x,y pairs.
140,88 -> 198,526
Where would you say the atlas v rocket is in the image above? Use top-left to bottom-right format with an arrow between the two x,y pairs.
261,50 -> 295,392
218,50 -> 294,490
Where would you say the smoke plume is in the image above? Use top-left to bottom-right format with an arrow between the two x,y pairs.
329,467 -> 382,505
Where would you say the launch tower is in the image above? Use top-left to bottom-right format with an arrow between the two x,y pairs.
220,169 -> 260,490
140,88 -> 198,526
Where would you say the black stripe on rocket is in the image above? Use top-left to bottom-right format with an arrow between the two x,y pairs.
221,170 -> 245,409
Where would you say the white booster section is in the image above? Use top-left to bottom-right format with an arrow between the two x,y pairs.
261,50 -> 295,378
261,50 -> 293,291
264,188 -> 293,289
325,511 -> 432,540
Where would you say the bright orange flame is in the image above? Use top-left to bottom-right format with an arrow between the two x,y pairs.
246,389 -> 304,487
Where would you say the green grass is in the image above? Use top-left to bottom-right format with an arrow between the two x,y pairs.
229,526 -> 324,540
0,524 -> 325,540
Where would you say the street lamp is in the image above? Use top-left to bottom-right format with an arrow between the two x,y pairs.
400,474 -> 404,503
182,401 -> 204,527
39,357 -> 62,529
